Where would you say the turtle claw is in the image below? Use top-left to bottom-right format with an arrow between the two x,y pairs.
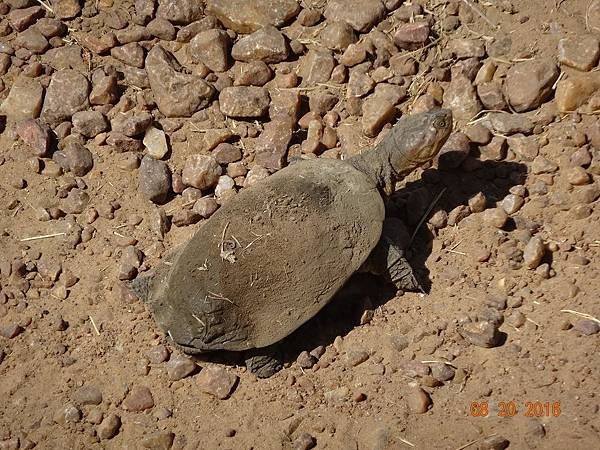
244,345 -> 283,378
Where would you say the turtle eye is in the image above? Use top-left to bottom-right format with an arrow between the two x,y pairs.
433,118 -> 447,129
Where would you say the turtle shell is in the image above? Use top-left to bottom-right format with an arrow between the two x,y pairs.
148,158 -> 384,352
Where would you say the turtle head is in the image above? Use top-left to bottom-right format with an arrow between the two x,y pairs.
388,108 -> 453,177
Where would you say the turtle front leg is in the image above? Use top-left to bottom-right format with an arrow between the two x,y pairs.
361,233 -> 422,292
244,344 -> 283,378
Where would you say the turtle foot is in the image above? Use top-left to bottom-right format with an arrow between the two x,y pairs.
244,346 -> 283,378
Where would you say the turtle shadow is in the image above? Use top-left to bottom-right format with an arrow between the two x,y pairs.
271,159 -> 528,365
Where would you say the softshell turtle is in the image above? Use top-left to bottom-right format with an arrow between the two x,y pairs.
132,109 -> 452,377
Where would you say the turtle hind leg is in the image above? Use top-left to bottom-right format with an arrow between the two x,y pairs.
244,344 -> 283,378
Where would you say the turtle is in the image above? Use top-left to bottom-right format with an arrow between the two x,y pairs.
131,108 -> 453,377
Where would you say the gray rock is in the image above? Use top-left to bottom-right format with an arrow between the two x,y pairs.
558,35 -> 600,71
139,156 -> 172,204
573,319 -> 600,335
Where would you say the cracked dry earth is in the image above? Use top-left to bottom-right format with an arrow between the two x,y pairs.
0,0 -> 599,449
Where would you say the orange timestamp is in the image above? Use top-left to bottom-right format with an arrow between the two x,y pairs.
470,401 -> 561,418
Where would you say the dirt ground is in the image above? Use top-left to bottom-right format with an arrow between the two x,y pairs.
0,0 -> 599,449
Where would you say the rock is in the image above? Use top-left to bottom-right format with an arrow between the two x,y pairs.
165,355 -> 197,380
523,236 -> 545,269
73,385 -> 103,406
112,112 -> 153,137
54,404 -> 82,425
72,111 -> 109,138
232,61 -> 272,86
320,22 -> 357,51
219,86 -> 270,118
197,366 -> 238,399
298,49 -> 335,86
507,134 -> 539,161
146,45 -> 213,117
189,29 -> 230,72
182,155 -> 222,190
394,22 -> 430,50
406,387 -> 432,414
41,70 -> 90,126
555,73 -> 600,112
193,197 -> 219,218
430,363 -> 455,382
61,142 -> 94,176
477,82 -> 507,110
111,43 -> 145,69
362,97 -> 395,137
293,432 -> 316,450
15,28 -> 49,54
62,189 -> 89,214
139,156 -> 172,204
254,119 -> 293,169
157,0 -> 203,24
348,68 -> 375,98
16,119 -> 51,157
231,26 -> 288,64
459,321 -> 501,348
558,35 -> 600,71
0,324 -> 24,339
574,183 -> 600,203
573,319 -> 600,335
97,414 -> 121,440
296,351 -> 317,369
146,345 -> 170,364
53,0 -> 82,19
437,132 -> 470,169
147,18 -> 177,40
566,166 -> 590,185
90,74 -> 119,105
448,38 -> 486,59
532,156 -> 558,174
486,112 -> 534,135
324,0 -> 385,32
9,6 -> 44,32
443,75 -> 482,120
206,0 -> 300,33
123,386 -> 154,411
140,431 -> 175,450
345,349 -> 369,367
144,127 -> 169,159
501,194 -> 524,214
0,76 -> 44,122
504,60 -> 559,112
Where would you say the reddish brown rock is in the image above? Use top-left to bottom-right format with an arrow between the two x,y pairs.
123,386 -> 154,411
206,0 -> 300,33
146,45 -> 214,117
504,60 -> 559,112
16,119 -> 51,157
197,366 -> 238,399
394,22 -> 430,50
231,26 -> 288,63
190,29 -> 231,72
324,0 -> 385,32
219,86 -> 270,118
254,120 -> 294,169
